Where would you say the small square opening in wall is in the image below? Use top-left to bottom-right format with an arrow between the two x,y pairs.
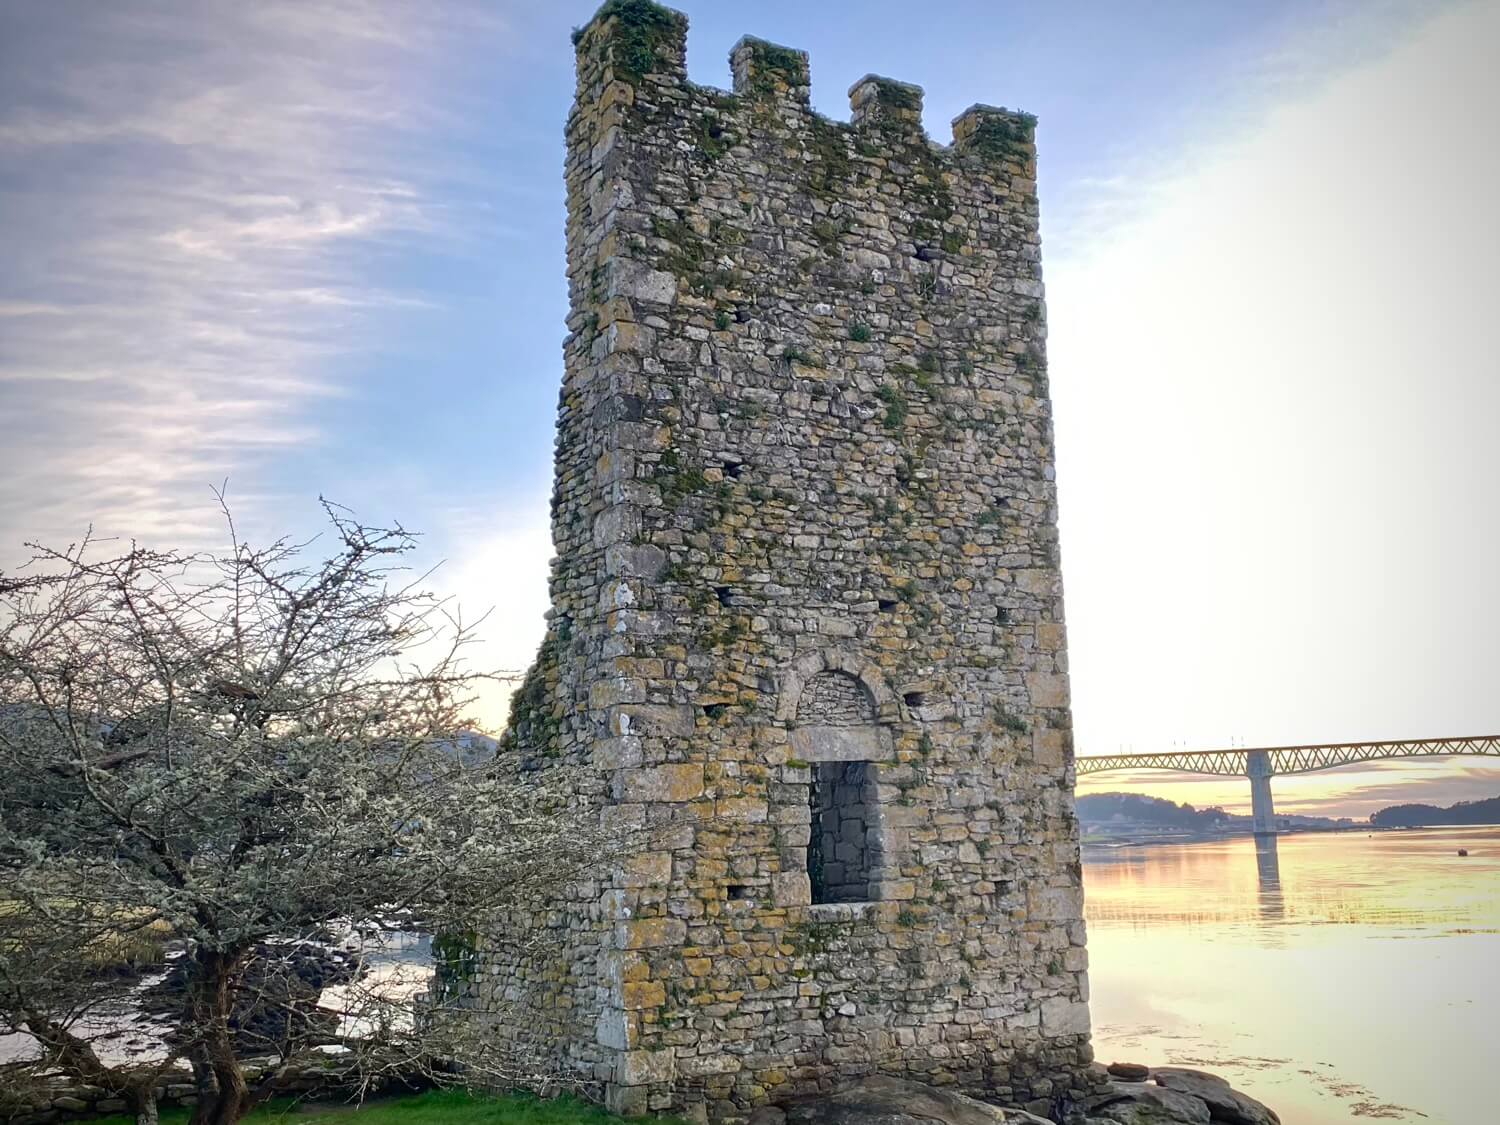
808,760 -> 876,904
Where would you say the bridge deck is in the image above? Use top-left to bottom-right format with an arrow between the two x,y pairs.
1076,735 -> 1500,776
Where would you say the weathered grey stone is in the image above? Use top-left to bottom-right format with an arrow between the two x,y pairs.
605,542 -> 668,579
613,762 -> 704,802
788,724 -> 894,762
617,1048 -> 676,1085
781,1077 -> 1053,1125
1090,1081 -> 1211,1125
1150,1070 -> 1279,1125
609,259 -> 681,304
1041,995 -> 1091,1036
1106,1062 -> 1150,1082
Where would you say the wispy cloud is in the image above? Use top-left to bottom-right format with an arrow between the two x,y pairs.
0,0 -> 506,552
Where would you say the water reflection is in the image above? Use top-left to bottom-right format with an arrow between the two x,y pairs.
1253,834 -> 1284,923
1082,826 -> 1499,1125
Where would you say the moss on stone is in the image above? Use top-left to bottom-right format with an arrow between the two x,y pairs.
695,113 -> 732,161
431,931 -> 481,1002
877,384 -> 908,430
746,40 -> 805,99
968,113 -> 1036,162
584,0 -> 683,83
807,118 -> 854,198
499,635 -> 563,757
874,82 -> 922,114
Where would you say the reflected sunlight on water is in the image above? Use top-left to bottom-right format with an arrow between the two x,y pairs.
1083,827 -> 1499,1124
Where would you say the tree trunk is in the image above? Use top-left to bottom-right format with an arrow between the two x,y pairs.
184,1045 -> 219,1125
184,946 -> 250,1125
130,1086 -> 160,1125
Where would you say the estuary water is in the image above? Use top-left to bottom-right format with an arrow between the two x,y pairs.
1082,827 -> 1499,1124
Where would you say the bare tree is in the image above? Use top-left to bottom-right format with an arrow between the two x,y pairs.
0,501 -> 603,1125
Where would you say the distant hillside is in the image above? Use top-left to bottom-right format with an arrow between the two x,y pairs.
1370,794 -> 1500,827
1077,792 -> 1230,832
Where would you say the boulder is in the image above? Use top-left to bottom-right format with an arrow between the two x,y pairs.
1106,1063 -> 1151,1082
1149,1069 -> 1279,1125
779,1076 -> 1053,1125
1089,1080 -> 1211,1124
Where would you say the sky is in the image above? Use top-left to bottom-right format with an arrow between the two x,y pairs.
1,0 -> 1495,818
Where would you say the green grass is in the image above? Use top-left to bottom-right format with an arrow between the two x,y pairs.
94,1090 -> 671,1125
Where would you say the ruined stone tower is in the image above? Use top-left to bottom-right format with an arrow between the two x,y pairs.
467,1 -> 1093,1117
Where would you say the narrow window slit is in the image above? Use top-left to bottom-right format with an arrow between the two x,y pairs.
808,760 -> 875,904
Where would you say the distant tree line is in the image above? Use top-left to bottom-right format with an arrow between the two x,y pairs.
1370,794 -> 1500,827
1077,792 -> 1230,830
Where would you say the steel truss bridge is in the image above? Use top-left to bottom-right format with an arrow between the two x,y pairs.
1076,735 -> 1500,833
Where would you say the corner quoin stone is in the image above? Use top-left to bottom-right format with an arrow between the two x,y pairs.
460,1 -> 1096,1120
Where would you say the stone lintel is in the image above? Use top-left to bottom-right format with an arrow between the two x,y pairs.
788,723 -> 894,763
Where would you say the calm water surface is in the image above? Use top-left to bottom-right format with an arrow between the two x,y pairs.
1083,827 -> 1499,1124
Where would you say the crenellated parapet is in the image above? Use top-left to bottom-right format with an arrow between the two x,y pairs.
475,2 -> 1093,1120
730,36 -> 811,106
572,0 -> 1039,166
571,0 -> 688,84
848,74 -> 925,136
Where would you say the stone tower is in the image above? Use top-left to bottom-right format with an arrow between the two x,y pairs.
467,1 -> 1093,1118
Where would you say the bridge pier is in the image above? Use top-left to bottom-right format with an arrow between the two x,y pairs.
1247,749 -> 1276,835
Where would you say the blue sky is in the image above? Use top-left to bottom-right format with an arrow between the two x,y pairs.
1,0 -> 1495,815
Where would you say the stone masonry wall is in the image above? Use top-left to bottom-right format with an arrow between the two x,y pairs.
462,2 -> 1094,1120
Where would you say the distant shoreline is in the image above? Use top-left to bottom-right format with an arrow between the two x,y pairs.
1081,821 -> 1500,848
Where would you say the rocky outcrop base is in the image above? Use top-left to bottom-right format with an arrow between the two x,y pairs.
749,1072 -> 1277,1125
752,1077 -> 1057,1125
1086,1066 -> 1279,1125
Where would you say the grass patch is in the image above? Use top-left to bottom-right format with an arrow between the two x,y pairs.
992,703 -> 1029,735
876,384 -> 907,430
95,1091 -> 670,1125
